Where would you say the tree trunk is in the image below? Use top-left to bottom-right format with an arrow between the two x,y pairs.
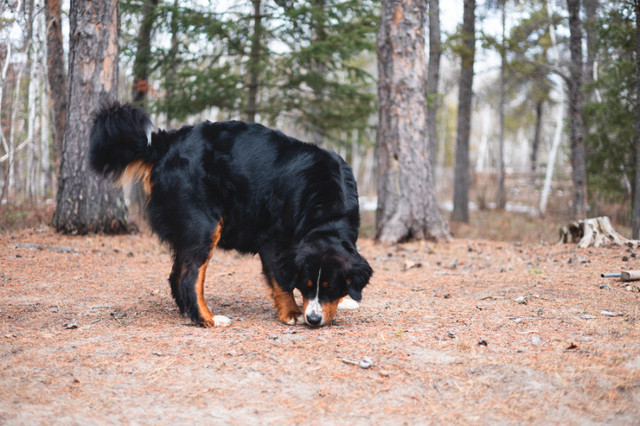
496,0 -> 506,209
246,0 -> 263,123
539,0 -> 564,215
0,43 -> 11,204
530,99 -> 543,177
44,0 -> 67,170
633,0 -> 640,239
131,0 -> 158,220
376,0 -> 450,243
566,0 -> 588,220
26,0 -> 37,201
583,0 -> 598,90
165,0 -> 179,127
311,0 -> 327,145
52,0 -> 132,234
451,0 -> 476,223
426,0 -> 441,184
131,0 -> 159,105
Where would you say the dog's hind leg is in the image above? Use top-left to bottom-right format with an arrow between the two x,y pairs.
168,250 -> 186,315
178,221 -> 230,327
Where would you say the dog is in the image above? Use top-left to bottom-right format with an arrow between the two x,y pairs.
89,102 -> 372,327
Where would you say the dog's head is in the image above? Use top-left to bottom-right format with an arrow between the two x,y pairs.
275,237 -> 372,326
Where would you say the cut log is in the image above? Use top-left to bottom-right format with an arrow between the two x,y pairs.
559,216 -> 640,248
621,270 -> 640,281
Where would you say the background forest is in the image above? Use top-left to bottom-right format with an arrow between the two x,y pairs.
1,0 -> 639,240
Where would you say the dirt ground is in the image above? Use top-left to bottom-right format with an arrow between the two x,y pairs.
1,225 -> 639,424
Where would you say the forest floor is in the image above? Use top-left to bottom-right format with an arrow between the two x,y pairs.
1,209 -> 639,424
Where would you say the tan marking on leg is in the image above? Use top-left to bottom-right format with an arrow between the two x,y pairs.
196,221 -> 223,327
270,282 -> 302,325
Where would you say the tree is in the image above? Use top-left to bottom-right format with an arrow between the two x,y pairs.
52,0 -> 132,234
583,0 -> 599,90
426,0 -> 442,183
269,0 -> 378,146
149,2 -> 242,123
451,0 -> 476,223
584,3 -> 635,214
131,0 -> 159,105
246,0 -> 264,122
505,2 -> 556,180
496,0 -> 507,209
566,0 -> 588,219
634,0 -> 640,238
44,0 -> 67,169
376,0 -> 450,243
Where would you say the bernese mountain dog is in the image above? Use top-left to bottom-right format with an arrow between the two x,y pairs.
89,102 -> 372,327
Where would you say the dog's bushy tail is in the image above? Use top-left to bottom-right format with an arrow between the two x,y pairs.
89,101 -> 155,184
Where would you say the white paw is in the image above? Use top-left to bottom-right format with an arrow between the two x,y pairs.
213,315 -> 231,327
338,298 -> 359,310
286,314 -> 304,325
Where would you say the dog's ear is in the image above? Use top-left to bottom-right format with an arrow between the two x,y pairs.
346,252 -> 372,302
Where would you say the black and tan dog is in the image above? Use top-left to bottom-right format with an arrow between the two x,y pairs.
89,102 -> 372,327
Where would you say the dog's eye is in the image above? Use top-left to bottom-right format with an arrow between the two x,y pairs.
322,281 -> 329,288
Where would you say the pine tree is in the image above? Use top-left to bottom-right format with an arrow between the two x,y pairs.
566,0 -> 588,220
452,0 -> 476,223
53,0 -> 132,234
376,0 -> 450,243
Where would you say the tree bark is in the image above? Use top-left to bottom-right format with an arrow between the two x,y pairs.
426,0 -> 441,184
131,0 -> 159,105
44,0 -> 67,169
246,0 -> 263,123
566,0 -> 588,220
52,0 -> 132,234
633,0 -> 640,239
376,0 -> 450,243
451,0 -> 476,223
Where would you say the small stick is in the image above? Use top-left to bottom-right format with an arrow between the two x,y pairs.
601,272 -> 621,278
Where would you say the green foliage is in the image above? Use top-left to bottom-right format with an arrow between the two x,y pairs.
476,1 -> 555,155
584,4 -> 636,201
264,0 -> 378,146
119,0 -> 378,147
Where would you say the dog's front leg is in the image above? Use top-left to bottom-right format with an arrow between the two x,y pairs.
269,282 -> 304,325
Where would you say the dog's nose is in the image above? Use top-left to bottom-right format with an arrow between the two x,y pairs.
305,312 -> 323,326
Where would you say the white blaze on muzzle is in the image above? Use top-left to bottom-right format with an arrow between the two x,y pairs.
304,267 -> 323,324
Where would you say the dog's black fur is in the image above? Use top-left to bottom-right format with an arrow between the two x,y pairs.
89,102 -> 372,327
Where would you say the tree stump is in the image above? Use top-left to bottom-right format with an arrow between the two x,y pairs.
559,216 -> 639,248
